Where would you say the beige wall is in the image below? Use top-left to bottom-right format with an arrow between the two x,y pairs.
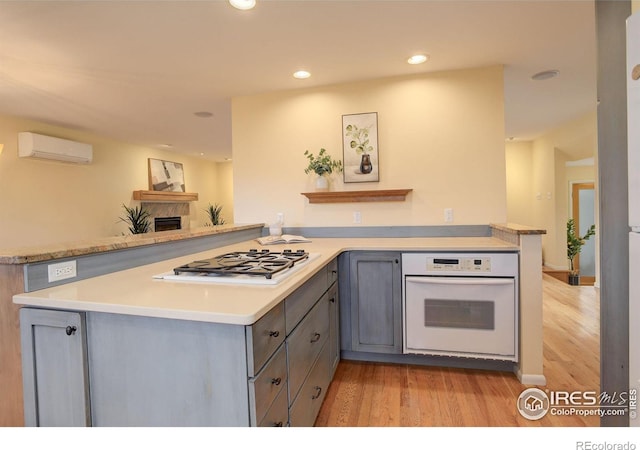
215,161 -> 234,225
232,66 -> 507,228
505,111 -> 597,269
0,114 -> 225,248
505,141 -> 534,226
634,0 -> 639,13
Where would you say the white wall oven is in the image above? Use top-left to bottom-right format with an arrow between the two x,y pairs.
402,252 -> 518,361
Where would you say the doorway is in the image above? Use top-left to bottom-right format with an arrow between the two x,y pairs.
571,182 -> 596,286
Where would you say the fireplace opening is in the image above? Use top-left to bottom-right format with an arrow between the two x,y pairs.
154,217 -> 181,232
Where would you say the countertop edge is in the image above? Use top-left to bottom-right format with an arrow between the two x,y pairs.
490,223 -> 547,235
0,223 -> 265,265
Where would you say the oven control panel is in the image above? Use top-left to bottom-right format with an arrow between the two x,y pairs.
427,257 -> 491,272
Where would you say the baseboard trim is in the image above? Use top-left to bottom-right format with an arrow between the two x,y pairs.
517,370 -> 547,386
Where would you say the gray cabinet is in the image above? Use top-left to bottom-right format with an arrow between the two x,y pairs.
20,308 -> 91,427
349,251 -> 402,354
285,261 -> 336,427
19,258 -> 339,427
328,282 -> 340,375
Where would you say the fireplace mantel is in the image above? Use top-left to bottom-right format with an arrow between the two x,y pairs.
133,190 -> 198,202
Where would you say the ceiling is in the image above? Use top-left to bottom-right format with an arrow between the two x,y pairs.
0,0 -> 597,162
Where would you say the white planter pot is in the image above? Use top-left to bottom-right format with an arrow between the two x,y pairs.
315,175 -> 329,191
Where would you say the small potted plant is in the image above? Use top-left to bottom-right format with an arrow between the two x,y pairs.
119,204 -> 151,234
304,148 -> 343,191
204,203 -> 225,226
567,218 -> 595,285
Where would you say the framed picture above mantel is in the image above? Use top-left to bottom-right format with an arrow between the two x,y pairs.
148,158 -> 186,192
342,112 -> 379,183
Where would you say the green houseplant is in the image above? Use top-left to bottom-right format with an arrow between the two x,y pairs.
304,148 -> 343,191
119,204 -> 151,234
205,203 -> 225,226
566,218 -> 595,285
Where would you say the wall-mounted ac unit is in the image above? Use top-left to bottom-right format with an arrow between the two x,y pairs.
18,132 -> 93,164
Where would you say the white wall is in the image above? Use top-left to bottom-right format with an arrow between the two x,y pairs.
0,114 -> 225,248
232,66 -> 507,228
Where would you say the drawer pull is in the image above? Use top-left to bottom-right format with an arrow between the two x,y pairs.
311,386 -> 322,400
268,330 -> 280,338
310,332 -> 321,343
65,326 -> 77,336
271,377 -> 282,386
273,421 -> 284,427
329,296 -> 336,303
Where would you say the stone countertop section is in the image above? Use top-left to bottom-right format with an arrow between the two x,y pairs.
13,236 -> 518,326
490,223 -> 547,235
0,224 -> 265,265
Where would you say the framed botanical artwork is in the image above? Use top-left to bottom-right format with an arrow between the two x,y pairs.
148,158 -> 186,192
342,112 -> 379,183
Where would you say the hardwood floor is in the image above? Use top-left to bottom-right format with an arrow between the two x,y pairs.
315,274 -> 600,427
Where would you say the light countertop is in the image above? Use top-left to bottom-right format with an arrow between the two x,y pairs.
13,236 -> 518,326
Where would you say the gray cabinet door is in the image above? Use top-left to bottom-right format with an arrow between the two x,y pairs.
350,252 -> 402,354
327,282 -> 340,375
20,308 -> 91,427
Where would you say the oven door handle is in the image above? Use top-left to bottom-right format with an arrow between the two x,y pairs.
406,277 -> 514,286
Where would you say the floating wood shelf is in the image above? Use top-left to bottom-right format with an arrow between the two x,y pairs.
133,190 -> 199,202
301,189 -> 412,204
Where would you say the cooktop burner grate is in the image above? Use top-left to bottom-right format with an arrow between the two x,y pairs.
173,249 -> 309,279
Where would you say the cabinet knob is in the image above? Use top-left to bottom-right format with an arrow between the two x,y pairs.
271,377 -> 282,386
311,386 -> 322,400
310,332 -> 321,343
268,330 -> 280,338
65,325 -> 77,336
329,296 -> 336,303
273,421 -> 284,427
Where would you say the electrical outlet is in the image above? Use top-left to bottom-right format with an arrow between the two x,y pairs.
276,212 -> 284,224
353,211 -> 362,224
48,260 -> 77,283
444,208 -> 454,223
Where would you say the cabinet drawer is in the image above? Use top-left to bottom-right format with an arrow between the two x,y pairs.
289,341 -> 331,427
285,267 -> 328,334
246,303 -> 285,377
287,293 -> 329,404
249,344 -> 287,426
258,385 -> 289,427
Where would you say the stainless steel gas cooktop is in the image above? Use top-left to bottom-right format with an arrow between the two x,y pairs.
154,249 -> 319,285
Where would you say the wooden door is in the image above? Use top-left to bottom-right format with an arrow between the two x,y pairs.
571,182 -> 596,286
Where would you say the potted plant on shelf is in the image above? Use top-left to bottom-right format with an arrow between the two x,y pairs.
304,148 -> 343,191
205,203 -> 225,226
119,204 -> 151,234
567,218 -> 595,286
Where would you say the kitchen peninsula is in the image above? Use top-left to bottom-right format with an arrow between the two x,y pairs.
5,223 -> 545,427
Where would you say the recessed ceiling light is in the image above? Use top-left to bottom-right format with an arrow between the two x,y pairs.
407,54 -> 428,65
229,0 -> 256,10
293,70 -> 311,79
531,69 -> 560,81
